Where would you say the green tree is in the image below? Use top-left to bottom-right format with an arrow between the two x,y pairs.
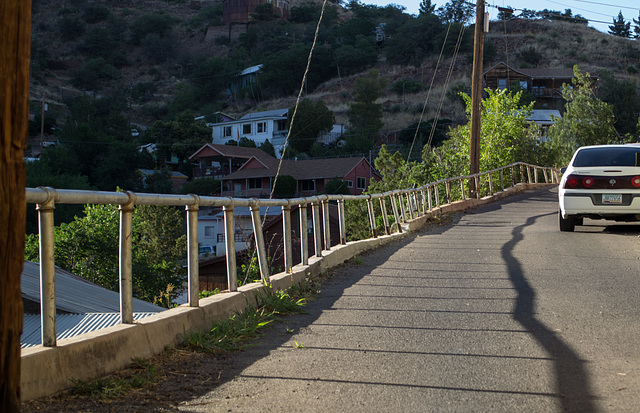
599,70 -> 640,136
634,12 -> 640,38
272,175 -> 297,198
428,88 -> 546,180
347,70 -> 386,149
24,204 -> 187,306
609,11 -> 631,38
72,58 -> 120,90
437,0 -> 474,24
419,0 -> 436,15
383,14 -> 445,66
260,140 -> 276,157
151,111 -> 212,174
178,177 -> 221,196
251,3 -> 277,21
288,99 -> 335,153
369,145 -> 429,193
323,178 -> 351,195
547,66 -> 617,165
261,43 -> 335,97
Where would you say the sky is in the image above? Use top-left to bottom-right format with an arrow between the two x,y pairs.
361,0 -> 640,34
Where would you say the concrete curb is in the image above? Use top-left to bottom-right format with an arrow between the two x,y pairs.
20,183 -> 552,401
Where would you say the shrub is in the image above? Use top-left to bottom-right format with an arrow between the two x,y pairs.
517,46 -> 542,66
391,78 -> 423,95
58,16 -> 85,41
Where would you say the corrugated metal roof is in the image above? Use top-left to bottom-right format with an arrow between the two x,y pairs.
21,313 -> 157,348
22,261 -> 164,314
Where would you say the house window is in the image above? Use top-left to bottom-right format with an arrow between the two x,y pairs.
204,226 -> 215,237
519,80 -> 527,90
248,178 -> 262,189
301,180 -> 315,192
345,180 -> 353,188
223,126 -> 232,137
275,119 -> 287,131
257,122 -> 267,133
498,79 -> 507,89
356,177 -> 366,189
242,124 -> 252,134
217,233 -> 245,243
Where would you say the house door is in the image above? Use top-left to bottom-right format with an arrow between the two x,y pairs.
234,183 -> 242,196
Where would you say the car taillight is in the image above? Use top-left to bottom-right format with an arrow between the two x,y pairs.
582,177 -> 594,188
565,176 -> 579,188
632,176 -> 640,188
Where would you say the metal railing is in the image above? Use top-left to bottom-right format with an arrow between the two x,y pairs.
25,162 -> 559,347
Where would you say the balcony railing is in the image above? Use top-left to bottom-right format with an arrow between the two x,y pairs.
25,162 -> 559,347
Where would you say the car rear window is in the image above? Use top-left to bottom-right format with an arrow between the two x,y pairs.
572,147 -> 640,167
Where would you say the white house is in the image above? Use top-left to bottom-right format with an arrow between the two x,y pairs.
210,108 -> 289,158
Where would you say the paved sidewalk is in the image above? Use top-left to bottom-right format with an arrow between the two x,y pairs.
177,187 -> 640,413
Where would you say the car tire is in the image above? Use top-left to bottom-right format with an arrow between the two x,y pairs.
559,210 -> 576,232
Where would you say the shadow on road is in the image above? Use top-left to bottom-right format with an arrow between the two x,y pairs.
503,211 -> 599,412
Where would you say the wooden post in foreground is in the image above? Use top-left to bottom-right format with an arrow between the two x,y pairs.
1,0 -> 32,410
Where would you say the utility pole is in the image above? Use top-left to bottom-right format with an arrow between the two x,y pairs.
1,0 -> 31,411
469,0 -> 485,197
40,94 -> 45,152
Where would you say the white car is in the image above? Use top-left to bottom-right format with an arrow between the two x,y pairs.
558,144 -> 640,231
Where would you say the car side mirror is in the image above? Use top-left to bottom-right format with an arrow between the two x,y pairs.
560,167 -> 567,174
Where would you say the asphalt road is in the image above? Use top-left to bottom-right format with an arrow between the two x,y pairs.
179,186 -> 640,413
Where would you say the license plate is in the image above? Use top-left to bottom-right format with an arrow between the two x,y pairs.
602,194 -> 622,204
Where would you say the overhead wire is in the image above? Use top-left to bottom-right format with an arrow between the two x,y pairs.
406,23 -> 452,162
239,0 -> 329,284
426,22 -> 467,149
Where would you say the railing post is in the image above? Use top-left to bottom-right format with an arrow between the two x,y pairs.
299,203 -> 309,264
488,173 -> 494,195
186,195 -> 200,307
445,181 -> 451,204
119,191 -> 136,324
434,185 -> 440,208
390,194 -> 402,233
406,193 -> 415,220
37,187 -> 57,347
322,197 -> 331,250
427,186 -> 433,211
223,204 -> 237,291
379,197 -> 390,235
500,169 -> 504,191
311,200 -> 322,257
460,178 -> 466,200
474,176 -> 480,199
366,196 -> 378,238
527,165 -> 532,184
421,189 -> 427,214
250,202 -> 270,283
520,164 -> 525,183
337,199 -> 347,244
282,203 -> 292,274
399,192 -> 407,223
412,192 -> 419,216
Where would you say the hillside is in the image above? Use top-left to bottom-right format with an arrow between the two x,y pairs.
28,0 -> 640,152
